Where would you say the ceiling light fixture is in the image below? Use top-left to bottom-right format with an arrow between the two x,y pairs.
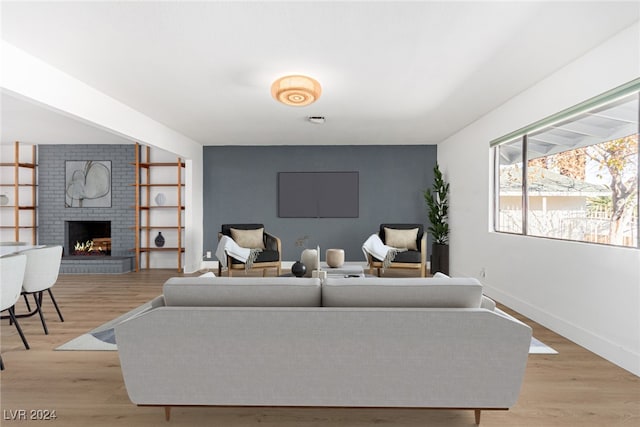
271,75 -> 321,107
308,116 -> 325,124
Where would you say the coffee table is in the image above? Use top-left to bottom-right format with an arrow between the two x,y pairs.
320,262 -> 365,278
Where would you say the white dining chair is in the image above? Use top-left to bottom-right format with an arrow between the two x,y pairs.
19,245 -> 63,335
0,254 -> 29,370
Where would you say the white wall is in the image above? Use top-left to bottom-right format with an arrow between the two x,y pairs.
0,41 -> 204,272
439,23 -> 640,376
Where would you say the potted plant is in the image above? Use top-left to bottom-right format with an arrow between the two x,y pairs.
423,163 -> 449,275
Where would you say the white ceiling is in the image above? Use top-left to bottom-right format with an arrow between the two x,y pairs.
1,1 -> 639,146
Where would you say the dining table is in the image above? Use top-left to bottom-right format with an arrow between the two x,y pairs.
0,244 -> 45,257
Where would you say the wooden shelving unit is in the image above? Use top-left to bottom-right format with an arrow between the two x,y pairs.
131,143 -> 185,271
0,141 -> 37,244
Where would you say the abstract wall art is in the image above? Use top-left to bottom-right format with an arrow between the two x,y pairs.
65,160 -> 112,208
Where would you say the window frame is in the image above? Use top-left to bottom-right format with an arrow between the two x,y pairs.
491,79 -> 640,249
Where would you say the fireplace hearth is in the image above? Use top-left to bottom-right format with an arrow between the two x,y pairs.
66,221 -> 111,256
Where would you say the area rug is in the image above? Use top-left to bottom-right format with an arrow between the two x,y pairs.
57,302 -> 558,354
529,337 -> 558,354
55,301 -> 152,351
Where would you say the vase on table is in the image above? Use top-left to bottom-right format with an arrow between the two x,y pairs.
154,232 -> 165,248
300,248 -> 318,278
326,249 -> 345,268
291,261 -> 307,278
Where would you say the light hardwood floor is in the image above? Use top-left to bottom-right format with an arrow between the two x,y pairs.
1,269 -> 638,426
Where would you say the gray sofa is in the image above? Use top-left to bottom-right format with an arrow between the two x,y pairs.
115,276 -> 531,424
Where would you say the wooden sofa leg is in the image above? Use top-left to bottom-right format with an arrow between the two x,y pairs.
164,406 -> 171,421
474,409 -> 481,425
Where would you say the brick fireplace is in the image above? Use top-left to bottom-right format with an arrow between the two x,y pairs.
38,145 -> 135,273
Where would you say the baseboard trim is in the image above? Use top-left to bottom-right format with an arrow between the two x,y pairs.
483,283 -> 640,377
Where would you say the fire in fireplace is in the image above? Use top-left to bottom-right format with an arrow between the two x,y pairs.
66,221 -> 111,256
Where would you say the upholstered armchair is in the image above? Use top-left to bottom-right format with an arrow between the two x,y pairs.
217,224 -> 282,277
367,223 -> 426,277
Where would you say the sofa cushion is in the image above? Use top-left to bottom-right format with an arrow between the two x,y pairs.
230,249 -> 279,264
230,227 -> 266,249
384,227 -> 418,250
429,272 -> 495,310
322,277 -> 483,308
371,250 -> 422,264
163,277 -> 321,307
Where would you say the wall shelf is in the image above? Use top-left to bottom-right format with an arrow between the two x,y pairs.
132,143 -> 184,271
0,141 -> 37,244
136,162 -> 186,168
138,247 -> 186,252
138,206 -> 185,210
129,183 -> 185,187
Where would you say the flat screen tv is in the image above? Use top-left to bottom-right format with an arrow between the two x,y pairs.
278,172 -> 359,218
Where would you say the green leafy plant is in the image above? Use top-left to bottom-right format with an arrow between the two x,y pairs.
423,163 -> 449,245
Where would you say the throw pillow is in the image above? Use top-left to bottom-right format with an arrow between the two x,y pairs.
433,272 -> 450,279
384,227 -> 418,250
230,227 -> 266,249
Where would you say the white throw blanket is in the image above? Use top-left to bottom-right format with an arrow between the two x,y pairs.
362,234 -> 406,269
215,235 -> 262,269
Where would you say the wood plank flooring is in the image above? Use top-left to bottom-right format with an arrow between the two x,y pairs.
1,269 -> 638,426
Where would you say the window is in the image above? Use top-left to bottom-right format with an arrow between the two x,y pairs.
492,81 -> 639,248
495,139 -> 524,234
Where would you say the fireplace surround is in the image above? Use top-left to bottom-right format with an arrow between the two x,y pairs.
38,145 -> 136,273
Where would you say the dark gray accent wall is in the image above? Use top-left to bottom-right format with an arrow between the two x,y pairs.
203,145 -> 437,262
38,145 -> 135,257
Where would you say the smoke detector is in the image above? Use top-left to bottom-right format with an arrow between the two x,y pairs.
308,116 -> 326,124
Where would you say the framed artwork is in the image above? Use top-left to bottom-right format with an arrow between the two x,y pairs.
65,160 -> 112,208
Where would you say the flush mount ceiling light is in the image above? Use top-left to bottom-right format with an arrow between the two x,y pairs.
271,75 -> 321,107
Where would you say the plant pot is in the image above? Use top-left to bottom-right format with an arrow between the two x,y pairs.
430,243 -> 449,275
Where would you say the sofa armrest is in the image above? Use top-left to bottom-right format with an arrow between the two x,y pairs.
481,295 -> 496,311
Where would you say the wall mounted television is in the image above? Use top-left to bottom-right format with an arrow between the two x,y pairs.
278,172 -> 359,218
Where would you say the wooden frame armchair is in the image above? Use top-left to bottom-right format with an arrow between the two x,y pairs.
367,223 -> 427,277
217,224 -> 282,277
